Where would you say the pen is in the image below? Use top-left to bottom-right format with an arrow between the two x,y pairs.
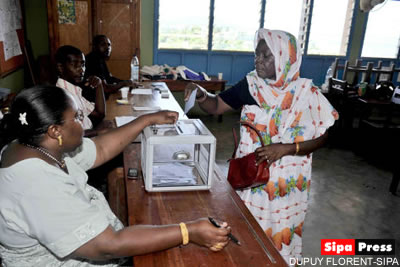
208,217 -> 241,246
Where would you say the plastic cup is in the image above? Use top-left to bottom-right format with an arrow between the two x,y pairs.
218,73 -> 223,80
120,87 -> 129,99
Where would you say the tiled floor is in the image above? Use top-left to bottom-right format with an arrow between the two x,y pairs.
186,107 -> 400,266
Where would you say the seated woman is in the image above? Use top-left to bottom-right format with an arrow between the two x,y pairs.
0,86 -> 231,266
185,29 -> 338,264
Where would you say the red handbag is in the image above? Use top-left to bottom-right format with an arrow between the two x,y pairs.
227,121 -> 270,190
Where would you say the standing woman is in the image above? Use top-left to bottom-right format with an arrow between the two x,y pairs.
0,86 -> 230,266
185,29 -> 338,264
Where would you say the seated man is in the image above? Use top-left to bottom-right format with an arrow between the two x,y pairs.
85,35 -> 135,99
55,45 -> 106,132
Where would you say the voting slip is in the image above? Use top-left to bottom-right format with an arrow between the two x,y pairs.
184,88 -> 197,115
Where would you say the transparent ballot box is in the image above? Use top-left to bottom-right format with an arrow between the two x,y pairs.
141,119 -> 216,192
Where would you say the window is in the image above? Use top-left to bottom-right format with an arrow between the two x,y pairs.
264,0 -> 303,41
158,0 -> 210,49
307,0 -> 354,55
212,0 -> 261,51
361,1 -> 400,58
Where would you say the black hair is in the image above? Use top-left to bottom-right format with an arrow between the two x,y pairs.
92,35 -> 108,48
55,45 -> 83,64
0,86 -> 71,149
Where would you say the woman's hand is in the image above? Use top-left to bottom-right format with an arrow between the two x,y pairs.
255,143 -> 294,166
146,110 -> 179,125
187,218 -> 231,252
184,82 -> 206,102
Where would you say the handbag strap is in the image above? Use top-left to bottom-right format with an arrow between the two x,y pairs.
230,121 -> 266,159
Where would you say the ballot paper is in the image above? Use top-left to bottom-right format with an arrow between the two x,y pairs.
152,163 -> 197,186
184,88 -> 197,115
131,88 -> 153,95
115,116 -> 137,127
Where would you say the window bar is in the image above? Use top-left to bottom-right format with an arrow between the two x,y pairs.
208,0 -> 215,51
260,0 -> 266,29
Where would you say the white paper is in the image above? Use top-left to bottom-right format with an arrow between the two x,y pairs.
133,106 -> 161,111
176,121 -> 197,135
115,116 -> 137,127
184,88 -> 197,115
3,30 -> 22,61
152,163 -> 197,186
131,88 -> 153,95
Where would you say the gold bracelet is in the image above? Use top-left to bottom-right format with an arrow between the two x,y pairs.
295,142 -> 300,155
179,222 -> 189,245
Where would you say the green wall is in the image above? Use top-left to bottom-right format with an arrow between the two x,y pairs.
140,0 -> 154,66
0,70 -> 24,93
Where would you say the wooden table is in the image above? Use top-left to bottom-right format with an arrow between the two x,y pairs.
123,144 -> 287,267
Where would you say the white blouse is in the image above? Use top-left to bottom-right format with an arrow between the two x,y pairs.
0,138 -> 124,266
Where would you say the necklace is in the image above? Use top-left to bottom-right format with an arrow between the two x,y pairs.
23,143 -> 66,169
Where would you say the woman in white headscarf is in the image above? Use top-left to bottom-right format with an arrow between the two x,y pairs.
184,29 -> 338,264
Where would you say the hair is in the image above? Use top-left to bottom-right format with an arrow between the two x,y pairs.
0,86 -> 71,148
54,45 -> 83,64
92,35 -> 108,48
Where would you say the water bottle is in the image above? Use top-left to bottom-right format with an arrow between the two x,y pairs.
130,54 -> 139,82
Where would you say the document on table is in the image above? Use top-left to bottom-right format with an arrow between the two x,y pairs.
132,106 -> 161,111
184,88 -> 197,115
131,88 -> 153,95
115,116 -> 137,127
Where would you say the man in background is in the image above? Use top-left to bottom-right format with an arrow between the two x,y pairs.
84,35 -> 135,100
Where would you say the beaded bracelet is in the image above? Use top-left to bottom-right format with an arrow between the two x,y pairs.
179,222 -> 189,245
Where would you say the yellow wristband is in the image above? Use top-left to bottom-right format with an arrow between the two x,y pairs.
179,222 -> 189,245
295,142 -> 300,155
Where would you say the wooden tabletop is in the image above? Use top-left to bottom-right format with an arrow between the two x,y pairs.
123,143 -> 287,267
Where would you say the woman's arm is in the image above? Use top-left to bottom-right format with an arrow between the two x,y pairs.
91,111 -> 178,168
184,83 -> 232,115
255,131 -> 329,165
72,218 -> 230,260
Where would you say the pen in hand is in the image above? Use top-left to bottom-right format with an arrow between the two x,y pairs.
208,217 -> 241,246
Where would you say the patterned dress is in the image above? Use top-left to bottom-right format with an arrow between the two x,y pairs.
235,29 -> 338,265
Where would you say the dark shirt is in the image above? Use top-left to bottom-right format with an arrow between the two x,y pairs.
84,51 -> 122,101
85,52 -> 121,85
219,78 -> 257,110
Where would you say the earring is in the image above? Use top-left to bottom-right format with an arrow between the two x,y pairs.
57,136 -> 63,146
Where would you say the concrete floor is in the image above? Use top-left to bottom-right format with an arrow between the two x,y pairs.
187,108 -> 400,266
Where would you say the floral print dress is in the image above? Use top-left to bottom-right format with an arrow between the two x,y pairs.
235,29 -> 338,265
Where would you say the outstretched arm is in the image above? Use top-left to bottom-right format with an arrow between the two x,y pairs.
184,82 -> 232,115
91,111 -> 178,168
72,218 -> 230,260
